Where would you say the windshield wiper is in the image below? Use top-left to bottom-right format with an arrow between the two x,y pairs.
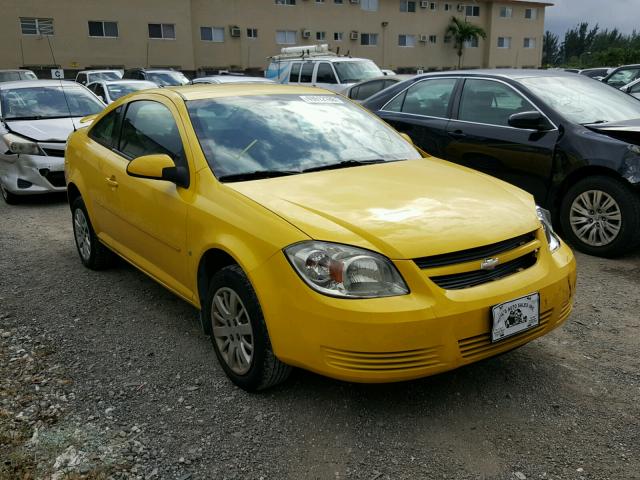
5,115 -> 72,121
217,170 -> 299,182
302,159 -> 386,173
581,120 -> 610,125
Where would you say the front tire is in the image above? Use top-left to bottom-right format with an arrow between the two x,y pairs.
71,197 -> 115,270
0,182 -> 19,205
204,265 -> 291,391
560,176 -> 640,257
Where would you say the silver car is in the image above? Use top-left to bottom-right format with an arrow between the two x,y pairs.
191,75 -> 274,85
621,78 -> 640,99
0,80 -> 105,203
86,79 -> 157,104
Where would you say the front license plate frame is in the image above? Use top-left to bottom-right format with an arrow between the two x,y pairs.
491,293 -> 540,343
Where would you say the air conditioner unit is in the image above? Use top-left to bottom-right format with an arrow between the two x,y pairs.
302,29 -> 311,39
350,31 -> 359,40
419,34 -> 428,42
349,0 -> 360,4
457,4 -> 464,12
229,26 -> 241,37
420,0 -> 429,7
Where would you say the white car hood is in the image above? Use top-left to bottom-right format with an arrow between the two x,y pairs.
5,117 -> 84,142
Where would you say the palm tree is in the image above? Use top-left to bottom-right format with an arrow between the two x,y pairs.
446,17 -> 487,68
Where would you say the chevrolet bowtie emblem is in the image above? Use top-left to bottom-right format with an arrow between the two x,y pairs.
481,257 -> 500,270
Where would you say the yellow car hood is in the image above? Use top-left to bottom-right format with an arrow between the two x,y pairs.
226,158 -> 540,259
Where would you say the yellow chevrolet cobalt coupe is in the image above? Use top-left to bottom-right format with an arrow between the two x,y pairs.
65,85 -> 576,391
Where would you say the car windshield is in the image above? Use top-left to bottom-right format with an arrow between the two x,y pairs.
89,72 -> 121,82
146,71 -> 189,86
520,75 -> 640,124
0,72 -> 22,82
333,61 -> 383,84
0,86 -> 104,120
107,82 -> 154,100
187,94 -> 419,179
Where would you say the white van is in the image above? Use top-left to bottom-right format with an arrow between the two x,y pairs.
265,44 -> 383,94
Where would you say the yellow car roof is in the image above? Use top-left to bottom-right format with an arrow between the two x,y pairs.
166,83 -> 334,101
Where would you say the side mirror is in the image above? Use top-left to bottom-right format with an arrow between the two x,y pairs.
126,154 -> 189,188
508,111 -> 552,131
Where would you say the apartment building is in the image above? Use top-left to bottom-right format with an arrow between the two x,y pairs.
0,0 -> 550,77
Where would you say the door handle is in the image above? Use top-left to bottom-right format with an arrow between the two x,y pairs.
448,130 -> 466,139
105,176 -> 118,188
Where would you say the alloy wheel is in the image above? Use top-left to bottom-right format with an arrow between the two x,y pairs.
211,287 -> 254,375
569,190 -> 622,247
73,208 -> 92,261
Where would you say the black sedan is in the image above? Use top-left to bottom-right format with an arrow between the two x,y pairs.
363,70 -> 640,257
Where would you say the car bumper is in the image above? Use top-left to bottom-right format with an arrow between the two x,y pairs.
0,151 -> 66,195
252,240 -> 576,383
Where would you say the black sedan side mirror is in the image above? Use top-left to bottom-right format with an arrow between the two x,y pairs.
508,111 -> 552,131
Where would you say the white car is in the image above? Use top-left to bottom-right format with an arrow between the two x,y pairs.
620,78 -> 640,99
75,69 -> 123,86
0,80 -> 105,203
86,80 -> 157,104
265,44 -> 383,93
191,75 -> 274,85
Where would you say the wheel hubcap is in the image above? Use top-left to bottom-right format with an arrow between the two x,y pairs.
570,190 -> 622,247
73,209 -> 92,261
211,287 -> 254,375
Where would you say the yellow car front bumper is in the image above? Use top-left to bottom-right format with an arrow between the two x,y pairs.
253,242 -> 576,383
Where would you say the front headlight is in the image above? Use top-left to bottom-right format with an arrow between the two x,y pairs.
284,241 -> 409,298
2,133 -> 41,155
536,206 -> 561,252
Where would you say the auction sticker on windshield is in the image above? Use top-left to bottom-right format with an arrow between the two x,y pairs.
491,293 -> 540,343
299,96 -> 343,104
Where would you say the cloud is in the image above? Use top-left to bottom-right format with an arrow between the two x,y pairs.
545,0 -> 640,36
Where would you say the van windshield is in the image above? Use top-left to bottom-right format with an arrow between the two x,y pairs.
333,61 -> 383,84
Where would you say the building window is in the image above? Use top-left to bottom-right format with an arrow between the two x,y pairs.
316,31 -> 326,40
429,2 -> 437,10
464,37 -> 479,48
88,21 -> 118,38
523,37 -> 536,48
275,0 -> 296,4
525,8 -> 538,19
361,33 -> 378,46
398,34 -> 416,47
497,36 -> 511,48
200,26 -> 224,42
499,7 -> 512,18
316,0 -> 325,3
465,5 -> 480,16
276,30 -> 297,44
443,3 -> 452,11
429,35 -> 437,43
400,1 -> 416,12
247,28 -> 258,38
148,23 -> 175,39
20,17 -> 54,36
361,0 -> 379,11
334,0 -> 344,3
334,32 -> 343,41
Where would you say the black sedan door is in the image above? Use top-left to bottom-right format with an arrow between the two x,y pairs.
375,77 -> 460,158
444,78 -> 559,204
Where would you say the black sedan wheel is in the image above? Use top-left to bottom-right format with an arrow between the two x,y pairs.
560,176 -> 640,257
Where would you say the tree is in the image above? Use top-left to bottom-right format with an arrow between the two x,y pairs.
542,31 -> 560,66
446,17 -> 487,68
560,22 -> 599,64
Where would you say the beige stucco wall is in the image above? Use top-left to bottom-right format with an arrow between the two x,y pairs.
0,0 -> 547,74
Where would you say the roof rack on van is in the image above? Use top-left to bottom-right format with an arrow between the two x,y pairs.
268,44 -> 339,61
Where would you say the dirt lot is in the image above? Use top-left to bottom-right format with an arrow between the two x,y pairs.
1,195 -> 639,480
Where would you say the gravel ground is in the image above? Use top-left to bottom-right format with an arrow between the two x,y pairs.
1,195 -> 639,480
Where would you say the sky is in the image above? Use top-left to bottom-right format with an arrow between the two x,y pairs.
544,0 -> 640,37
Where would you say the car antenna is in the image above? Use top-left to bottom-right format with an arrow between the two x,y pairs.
45,35 -> 76,132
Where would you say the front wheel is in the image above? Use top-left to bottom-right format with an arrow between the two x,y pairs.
560,176 -> 640,257
204,265 -> 291,391
71,197 -> 115,270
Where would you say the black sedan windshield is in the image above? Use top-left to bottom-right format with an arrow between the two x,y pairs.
0,86 -> 104,120
146,72 -> 189,86
187,94 -> 419,179
520,75 -> 640,124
